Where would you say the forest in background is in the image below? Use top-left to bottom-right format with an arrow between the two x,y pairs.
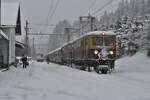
48,0 -> 150,57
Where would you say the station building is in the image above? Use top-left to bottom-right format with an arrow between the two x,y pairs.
0,2 -> 25,68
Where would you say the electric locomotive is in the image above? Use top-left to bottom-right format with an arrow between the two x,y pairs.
71,31 -> 116,74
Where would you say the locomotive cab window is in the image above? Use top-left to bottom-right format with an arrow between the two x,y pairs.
92,35 -> 115,47
104,36 -> 114,46
92,36 -> 103,46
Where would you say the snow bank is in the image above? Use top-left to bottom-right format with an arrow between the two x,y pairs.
0,53 -> 150,100
116,52 -> 150,73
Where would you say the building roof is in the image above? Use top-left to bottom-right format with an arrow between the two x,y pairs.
1,2 -> 22,35
1,3 -> 19,25
16,41 -> 26,49
0,30 -> 8,40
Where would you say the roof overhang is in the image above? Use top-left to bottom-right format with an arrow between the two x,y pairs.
1,2 -> 21,35
15,41 -> 25,49
0,30 -> 9,40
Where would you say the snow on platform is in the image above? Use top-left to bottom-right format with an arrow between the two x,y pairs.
0,52 -> 150,100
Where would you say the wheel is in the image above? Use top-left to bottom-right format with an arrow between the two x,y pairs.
80,66 -> 86,71
109,61 -> 115,70
88,66 -> 92,72
110,63 -> 114,70
94,66 -> 97,71
95,67 -> 100,74
96,69 -> 100,74
101,69 -> 108,74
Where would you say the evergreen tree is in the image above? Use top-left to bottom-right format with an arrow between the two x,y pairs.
140,0 -> 146,18
146,0 -> 150,56
48,20 -> 72,51
124,0 -> 129,16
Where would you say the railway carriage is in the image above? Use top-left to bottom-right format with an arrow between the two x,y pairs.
45,47 -> 62,64
45,31 -> 116,74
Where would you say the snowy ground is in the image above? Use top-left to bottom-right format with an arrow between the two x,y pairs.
0,52 -> 150,100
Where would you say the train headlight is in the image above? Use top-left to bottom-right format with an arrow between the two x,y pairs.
94,50 -> 99,55
109,51 -> 114,55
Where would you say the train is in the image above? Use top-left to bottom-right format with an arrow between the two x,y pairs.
45,31 -> 116,74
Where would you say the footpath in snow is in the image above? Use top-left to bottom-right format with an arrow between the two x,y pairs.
0,52 -> 150,100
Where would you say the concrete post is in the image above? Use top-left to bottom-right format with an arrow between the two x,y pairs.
8,28 -> 15,64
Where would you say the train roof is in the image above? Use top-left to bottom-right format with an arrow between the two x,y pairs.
67,31 -> 116,43
86,31 -> 116,36
45,47 -> 62,57
45,31 -> 116,56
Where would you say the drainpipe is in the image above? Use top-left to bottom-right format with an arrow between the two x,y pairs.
0,0 -> 1,30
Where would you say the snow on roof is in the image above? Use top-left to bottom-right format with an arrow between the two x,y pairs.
16,41 -> 25,48
45,45 -> 63,56
86,31 -> 116,35
66,31 -> 116,45
0,30 -> 8,40
1,2 -> 19,25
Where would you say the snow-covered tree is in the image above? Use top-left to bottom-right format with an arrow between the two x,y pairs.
53,20 -> 72,34
48,20 -> 72,51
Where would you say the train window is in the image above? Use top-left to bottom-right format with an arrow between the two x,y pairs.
93,36 -> 114,46
93,36 -> 103,46
104,36 -> 114,46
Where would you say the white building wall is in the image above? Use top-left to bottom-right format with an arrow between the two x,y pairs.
8,28 -> 16,64
2,28 -> 16,64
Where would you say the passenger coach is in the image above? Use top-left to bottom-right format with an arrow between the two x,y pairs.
45,31 -> 116,74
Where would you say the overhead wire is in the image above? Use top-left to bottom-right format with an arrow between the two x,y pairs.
80,0 -> 114,33
92,0 -> 114,15
48,0 -> 60,21
46,0 -> 60,51
86,0 -> 99,14
43,0 -> 60,32
79,0 -> 99,34
30,23 -> 54,27
45,0 -> 54,26
39,0 -> 55,52
42,0 -> 54,33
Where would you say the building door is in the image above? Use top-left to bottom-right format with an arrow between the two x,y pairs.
0,49 -> 3,65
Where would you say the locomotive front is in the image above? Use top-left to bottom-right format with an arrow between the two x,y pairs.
86,32 -> 116,74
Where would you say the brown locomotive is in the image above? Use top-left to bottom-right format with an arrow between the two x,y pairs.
45,31 -> 116,74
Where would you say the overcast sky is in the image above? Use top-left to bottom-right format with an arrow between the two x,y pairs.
2,0 -> 121,34
1,0 -> 122,53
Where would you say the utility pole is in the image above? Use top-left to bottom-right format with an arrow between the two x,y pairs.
32,37 -> 36,58
79,15 -> 96,35
90,16 -> 95,32
64,28 -> 80,42
64,28 -> 70,42
24,20 -> 30,56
